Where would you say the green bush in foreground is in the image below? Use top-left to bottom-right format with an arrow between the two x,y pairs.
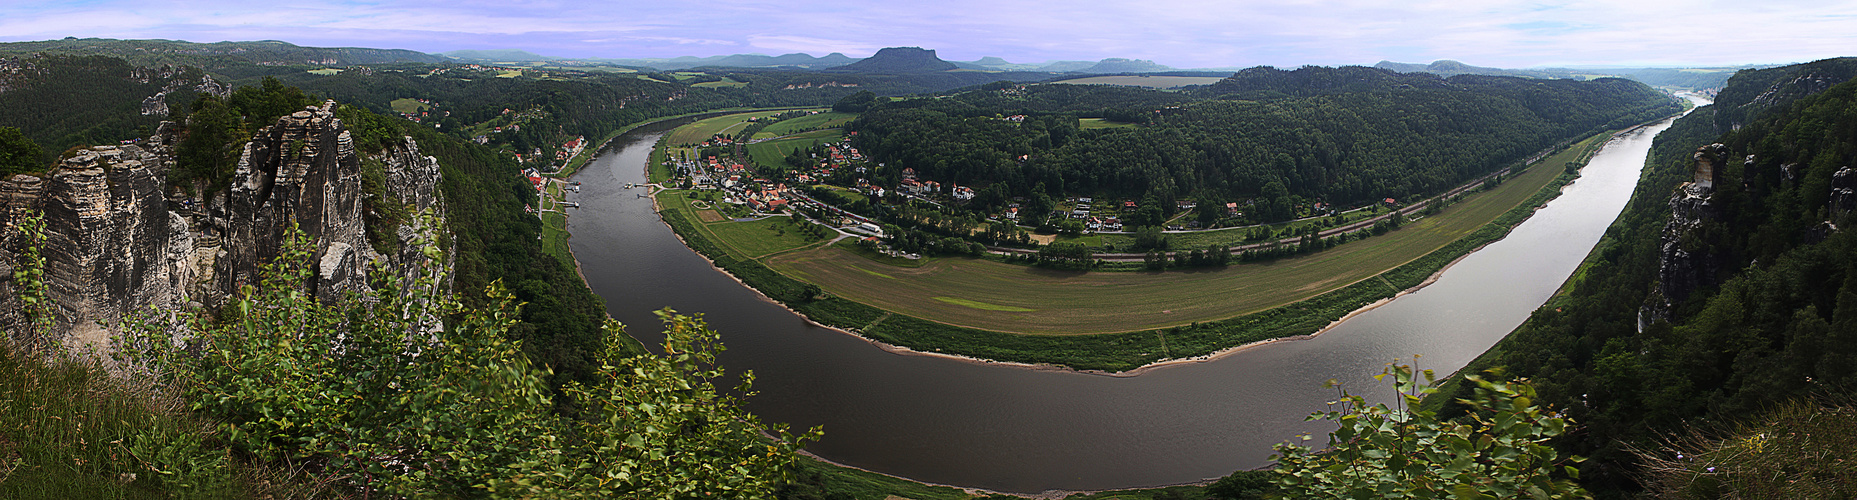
117,224 -> 817,498
1271,362 -> 1588,499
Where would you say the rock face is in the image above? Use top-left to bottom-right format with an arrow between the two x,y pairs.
1642,144 -> 1727,325
0,100 -> 444,349
1832,167 -> 1857,215
213,102 -> 369,304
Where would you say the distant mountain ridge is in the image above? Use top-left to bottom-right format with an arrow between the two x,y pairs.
1374,59 -> 1569,79
1080,58 -> 1172,73
1374,59 -> 1766,90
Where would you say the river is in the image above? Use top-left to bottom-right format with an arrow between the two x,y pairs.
564,98 -> 1704,494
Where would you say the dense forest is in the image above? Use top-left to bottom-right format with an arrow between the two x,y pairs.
847,67 -> 1678,222
1438,57 -> 1857,497
0,54 -> 212,164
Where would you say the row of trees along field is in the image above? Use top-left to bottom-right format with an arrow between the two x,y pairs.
1434,57 -> 1857,497
846,66 -> 1678,224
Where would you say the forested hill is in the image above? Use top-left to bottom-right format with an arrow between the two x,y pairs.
1442,57 -> 1857,496
847,69 -> 1677,217
0,54 -> 219,163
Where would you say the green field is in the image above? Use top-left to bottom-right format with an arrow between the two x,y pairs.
692,77 -> 749,88
747,129 -> 844,167
1079,118 -> 1137,130
538,180 -> 572,264
307,68 -> 343,76
766,133 -> 1597,334
752,111 -> 854,139
704,217 -> 832,258
390,98 -> 429,114
664,111 -> 786,146
658,191 -> 827,259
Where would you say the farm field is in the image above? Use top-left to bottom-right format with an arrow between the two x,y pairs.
748,129 -> 845,167
389,98 -> 428,114
664,110 -> 787,146
1055,75 -> 1229,88
657,191 -> 828,260
753,111 -> 854,139
765,132 -> 1594,334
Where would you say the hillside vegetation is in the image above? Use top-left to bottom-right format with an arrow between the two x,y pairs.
1438,57 -> 1857,497
849,67 -> 1677,221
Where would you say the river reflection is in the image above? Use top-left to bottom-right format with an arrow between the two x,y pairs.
566,99 -> 1702,493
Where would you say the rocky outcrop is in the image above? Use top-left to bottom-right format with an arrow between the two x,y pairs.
41,145 -> 190,335
1832,167 -> 1856,215
1642,144 -> 1727,326
0,100 -> 444,350
213,101 -> 369,305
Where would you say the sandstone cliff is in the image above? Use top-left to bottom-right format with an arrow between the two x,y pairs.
1642,144 -> 1726,325
0,100 -> 444,351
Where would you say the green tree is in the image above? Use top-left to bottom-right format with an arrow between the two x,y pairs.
173,95 -> 245,191
0,127 -> 45,177
118,223 -> 817,498
1271,363 -> 1588,499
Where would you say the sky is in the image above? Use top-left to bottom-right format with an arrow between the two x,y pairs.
3,0 -> 1855,69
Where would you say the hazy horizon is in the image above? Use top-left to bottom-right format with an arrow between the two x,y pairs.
4,1 -> 1853,69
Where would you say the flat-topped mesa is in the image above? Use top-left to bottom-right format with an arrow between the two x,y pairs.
217,100 -> 369,304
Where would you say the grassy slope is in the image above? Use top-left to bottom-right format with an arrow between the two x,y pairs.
0,345 -> 299,499
753,111 -> 854,139
748,129 -> 845,167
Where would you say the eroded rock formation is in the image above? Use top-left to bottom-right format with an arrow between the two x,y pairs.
0,100 -> 444,350
1642,144 -> 1727,326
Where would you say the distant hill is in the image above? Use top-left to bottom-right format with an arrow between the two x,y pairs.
588,52 -> 857,70
953,56 -> 1046,71
1079,58 -> 1172,73
1374,60 -> 1569,79
1375,59 -> 1760,90
829,47 -> 957,73
0,38 -> 446,67
1038,60 -> 1098,72
442,49 -> 554,62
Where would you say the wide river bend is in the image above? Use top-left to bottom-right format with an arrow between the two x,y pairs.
565,99 -> 1702,493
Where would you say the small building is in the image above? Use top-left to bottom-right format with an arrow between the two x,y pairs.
952,186 -> 976,201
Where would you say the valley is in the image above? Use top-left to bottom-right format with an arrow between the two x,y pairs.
1,30 -> 1852,499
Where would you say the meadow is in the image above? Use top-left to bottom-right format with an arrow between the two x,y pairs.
751,111 -> 854,139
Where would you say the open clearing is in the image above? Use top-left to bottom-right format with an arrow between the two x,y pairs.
658,191 -> 827,259
665,111 -> 787,146
1078,118 -> 1137,130
753,111 -> 854,140
748,129 -> 845,167
1055,75 -> 1229,88
693,77 -> 749,88
764,133 -> 1593,334
389,98 -> 429,114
